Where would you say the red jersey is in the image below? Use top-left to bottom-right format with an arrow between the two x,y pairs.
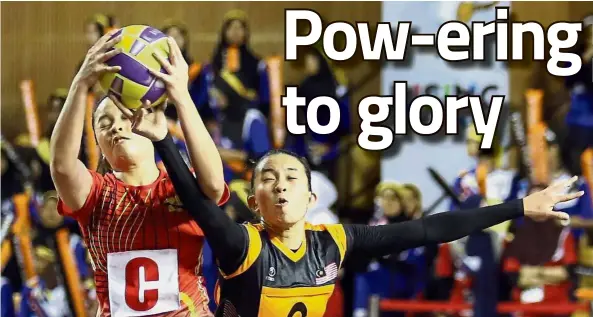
58,169 -> 229,317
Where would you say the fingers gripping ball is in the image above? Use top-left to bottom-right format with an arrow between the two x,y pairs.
99,25 -> 170,109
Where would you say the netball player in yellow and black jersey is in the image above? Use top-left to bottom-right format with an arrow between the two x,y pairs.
149,130 -> 583,317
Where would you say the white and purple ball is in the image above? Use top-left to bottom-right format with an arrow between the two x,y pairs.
99,25 -> 169,109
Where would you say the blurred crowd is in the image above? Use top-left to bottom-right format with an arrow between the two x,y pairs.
1,10 -> 593,317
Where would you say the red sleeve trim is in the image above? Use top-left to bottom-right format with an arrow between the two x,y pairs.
57,170 -> 104,225
217,183 -> 231,206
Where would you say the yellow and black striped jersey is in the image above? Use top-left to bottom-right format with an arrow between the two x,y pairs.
216,223 -> 347,317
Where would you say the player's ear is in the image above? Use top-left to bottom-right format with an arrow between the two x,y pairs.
247,195 -> 258,211
308,192 -> 318,207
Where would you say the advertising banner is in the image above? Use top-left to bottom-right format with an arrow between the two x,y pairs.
380,1 -> 511,213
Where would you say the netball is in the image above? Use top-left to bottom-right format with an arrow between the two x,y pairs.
99,25 -> 170,109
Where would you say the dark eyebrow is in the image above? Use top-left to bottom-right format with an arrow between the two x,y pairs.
287,167 -> 298,172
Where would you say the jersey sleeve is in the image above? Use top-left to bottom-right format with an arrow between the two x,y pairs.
324,224 -> 348,266
57,169 -> 104,225
343,199 -> 524,259
220,223 -> 263,279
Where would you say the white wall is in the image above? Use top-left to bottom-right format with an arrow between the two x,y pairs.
380,1 -> 510,213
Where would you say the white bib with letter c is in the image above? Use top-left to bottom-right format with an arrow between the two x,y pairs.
107,249 -> 180,317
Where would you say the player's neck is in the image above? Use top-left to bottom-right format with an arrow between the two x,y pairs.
115,162 -> 160,186
270,220 -> 306,250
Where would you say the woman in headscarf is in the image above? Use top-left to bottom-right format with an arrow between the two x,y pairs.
209,71 -> 271,182
287,46 -> 351,179
196,10 -> 272,120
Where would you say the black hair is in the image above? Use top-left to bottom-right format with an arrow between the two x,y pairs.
249,149 -> 312,195
211,13 -> 260,91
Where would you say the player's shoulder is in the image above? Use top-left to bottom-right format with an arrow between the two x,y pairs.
305,223 -> 346,241
305,222 -> 341,232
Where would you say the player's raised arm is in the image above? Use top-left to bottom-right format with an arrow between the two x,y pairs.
151,132 -> 247,275
50,31 -> 121,211
149,37 -> 226,203
343,177 -> 584,258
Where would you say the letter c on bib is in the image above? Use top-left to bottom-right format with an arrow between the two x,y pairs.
125,257 -> 160,311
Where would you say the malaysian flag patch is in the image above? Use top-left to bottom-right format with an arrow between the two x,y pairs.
315,262 -> 338,285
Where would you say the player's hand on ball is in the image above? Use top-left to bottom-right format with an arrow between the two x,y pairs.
149,37 -> 190,105
522,176 -> 584,222
109,95 -> 168,142
76,30 -> 122,88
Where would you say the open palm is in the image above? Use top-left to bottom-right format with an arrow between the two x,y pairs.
522,176 -> 584,223
109,95 -> 168,141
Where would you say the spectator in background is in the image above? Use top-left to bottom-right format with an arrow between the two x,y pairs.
563,19 -> 593,175
83,14 -> 118,48
548,141 -> 593,242
1,277 -> 15,317
1,144 -> 27,202
45,89 -> 68,139
354,182 -> 429,317
19,246 -> 69,317
161,20 -> 197,72
16,192 -> 95,316
196,10 -> 271,119
305,170 -> 339,225
506,132 -> 593,240
502,185 -> 577,317
400,183 -> 423,219
288,46 -> 351,180
450,123 -> 512,211
210,72 -> 271,182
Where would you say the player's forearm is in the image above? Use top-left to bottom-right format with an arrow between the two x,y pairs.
174,93 -> 225,202
219,148 -> 248,163
345,200 -> 524,257
153,134 -> 247,272
49,81 -> 88,171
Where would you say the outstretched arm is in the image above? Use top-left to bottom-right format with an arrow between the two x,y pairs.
153,134 -> 247,275
344,200 -> 524,257
344,176 -> 584,256
344,176 -> 583,258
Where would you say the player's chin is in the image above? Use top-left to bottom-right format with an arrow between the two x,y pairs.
278,208 -> 305,224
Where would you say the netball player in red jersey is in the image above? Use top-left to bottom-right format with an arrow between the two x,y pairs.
49,31 -> 229,316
